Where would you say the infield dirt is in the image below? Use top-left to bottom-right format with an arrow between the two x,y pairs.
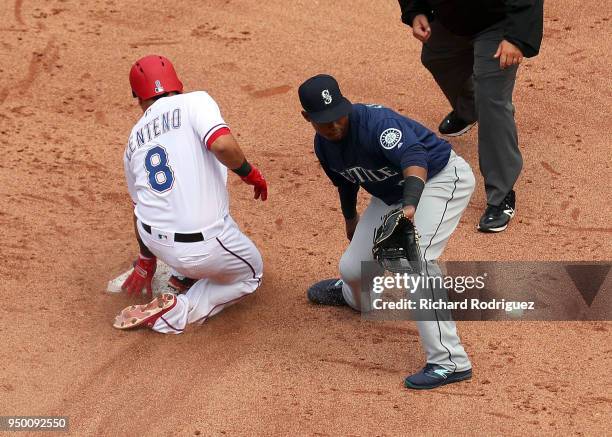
0,1 -> 610,435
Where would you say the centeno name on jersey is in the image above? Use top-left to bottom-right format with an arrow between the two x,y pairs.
126,108 -> 181,161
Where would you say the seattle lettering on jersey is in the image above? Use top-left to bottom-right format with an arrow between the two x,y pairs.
337,166 -> 399,184
314,104 -> 452,205
126,108 -> 181,161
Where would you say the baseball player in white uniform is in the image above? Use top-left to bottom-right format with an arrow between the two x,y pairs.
113,55 -> 267,334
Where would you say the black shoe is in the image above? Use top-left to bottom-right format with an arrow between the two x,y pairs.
478,190 -> 516,233
404,363 -> 472,390
438,111 -> 477,137
168,275 -> 196,293
307,278 -> 347,306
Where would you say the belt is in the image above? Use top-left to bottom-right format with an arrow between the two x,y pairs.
141,223 -> 204,243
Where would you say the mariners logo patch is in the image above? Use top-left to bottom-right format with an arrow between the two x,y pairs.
321,89 -> 332,105
379,128 -> 402,149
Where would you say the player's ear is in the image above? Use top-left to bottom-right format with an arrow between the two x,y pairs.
301,111 -> 311,123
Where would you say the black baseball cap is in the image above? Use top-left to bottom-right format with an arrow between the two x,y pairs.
298,74 -> 352,123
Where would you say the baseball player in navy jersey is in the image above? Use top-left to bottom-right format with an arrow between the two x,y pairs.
113,55 -> 267,333
300,74 -> 474,389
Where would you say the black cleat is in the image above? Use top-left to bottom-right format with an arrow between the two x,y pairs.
438,111 -> 477,137
478,190 -> 516,233
307,278 -> 347,306
168,275 -> 197,293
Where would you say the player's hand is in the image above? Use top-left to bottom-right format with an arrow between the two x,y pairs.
241,166 -> 268,201
412,14 -> 431,42
121,255 -> 157,297
402,205 -> 416,221
345,214 -> 359,241
494,40 -> 523,69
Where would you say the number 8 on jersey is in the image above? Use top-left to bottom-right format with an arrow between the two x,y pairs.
145,145 -> 174,193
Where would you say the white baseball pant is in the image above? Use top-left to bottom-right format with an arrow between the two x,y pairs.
339,151 -> 475,371
137,215 -> 263,334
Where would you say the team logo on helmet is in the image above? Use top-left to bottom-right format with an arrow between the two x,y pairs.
321,89 -> 332,105
379,128 -> 402,149
154,80 -> 165,93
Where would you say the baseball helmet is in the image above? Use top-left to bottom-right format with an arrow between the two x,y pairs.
129,55 -> 183,100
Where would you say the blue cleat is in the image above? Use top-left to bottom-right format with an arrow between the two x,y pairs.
404,363 -> 472,390
307,278 -> 347,306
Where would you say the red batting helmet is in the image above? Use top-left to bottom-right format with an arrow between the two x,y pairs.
129,55 -> 183,100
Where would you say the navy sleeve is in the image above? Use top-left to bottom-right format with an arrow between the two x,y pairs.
314,138 -> 359,219
314,138 -> 356,188
372,118 -> 427,171
337,184 -> 359,219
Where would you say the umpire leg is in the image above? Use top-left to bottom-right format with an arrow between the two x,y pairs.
473,24 -> 522,206
421,20 -> 477,124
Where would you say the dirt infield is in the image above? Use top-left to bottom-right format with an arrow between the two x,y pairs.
1,0 -> 610,435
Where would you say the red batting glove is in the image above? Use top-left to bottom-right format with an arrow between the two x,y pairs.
121,255 -> 157,297
241,166 -> 268,201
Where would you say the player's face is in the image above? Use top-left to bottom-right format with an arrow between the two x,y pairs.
310,116 -> 349,142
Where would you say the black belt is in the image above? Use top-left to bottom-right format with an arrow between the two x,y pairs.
142,223 -> 204,243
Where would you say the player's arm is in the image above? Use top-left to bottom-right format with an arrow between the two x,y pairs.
120,210 -> 158,297
339,184 -> 360,241
375,120 -> 427,220
209,131 -> 245,169
191,91 -> 267,200
124,154 -> 154,259
401,166 -> 426,220
315,142 -> 360,240
122,152 -> 157,297
132,213 -> 155,258
318,157 -> 359,221
209,132 -> 267,201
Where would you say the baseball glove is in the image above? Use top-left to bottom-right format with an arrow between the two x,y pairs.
372,208 -> 423,275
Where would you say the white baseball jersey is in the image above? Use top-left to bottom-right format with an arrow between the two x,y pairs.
124,91 -> 231,233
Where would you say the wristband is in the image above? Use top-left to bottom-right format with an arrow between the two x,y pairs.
402,175 -> 425,208
231,160 -> 252,177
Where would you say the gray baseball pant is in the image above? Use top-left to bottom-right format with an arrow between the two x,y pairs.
339,151 -> 475,372
421,20 -> 521,206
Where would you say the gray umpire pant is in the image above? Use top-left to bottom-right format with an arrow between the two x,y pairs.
421,20 -> 522,206
339,151 -> 475,372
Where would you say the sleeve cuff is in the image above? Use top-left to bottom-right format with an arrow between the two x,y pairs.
204,125 -> 230,149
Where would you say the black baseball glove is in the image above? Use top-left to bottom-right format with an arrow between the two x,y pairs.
372,208 -> 423,275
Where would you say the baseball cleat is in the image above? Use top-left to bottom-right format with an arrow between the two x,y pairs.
113,293 -> 177,330
168,275 -> 196,293
404,363 -> 472,390
438,111 -> 477,137
307,278 -> 347,306
478,190 -> 516,233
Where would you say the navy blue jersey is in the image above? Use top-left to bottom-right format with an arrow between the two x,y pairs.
314,104 -> 452,205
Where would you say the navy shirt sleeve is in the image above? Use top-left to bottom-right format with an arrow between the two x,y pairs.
314,137 -> 359,219
372,118 -> 428,171
314,137 -> 358,188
